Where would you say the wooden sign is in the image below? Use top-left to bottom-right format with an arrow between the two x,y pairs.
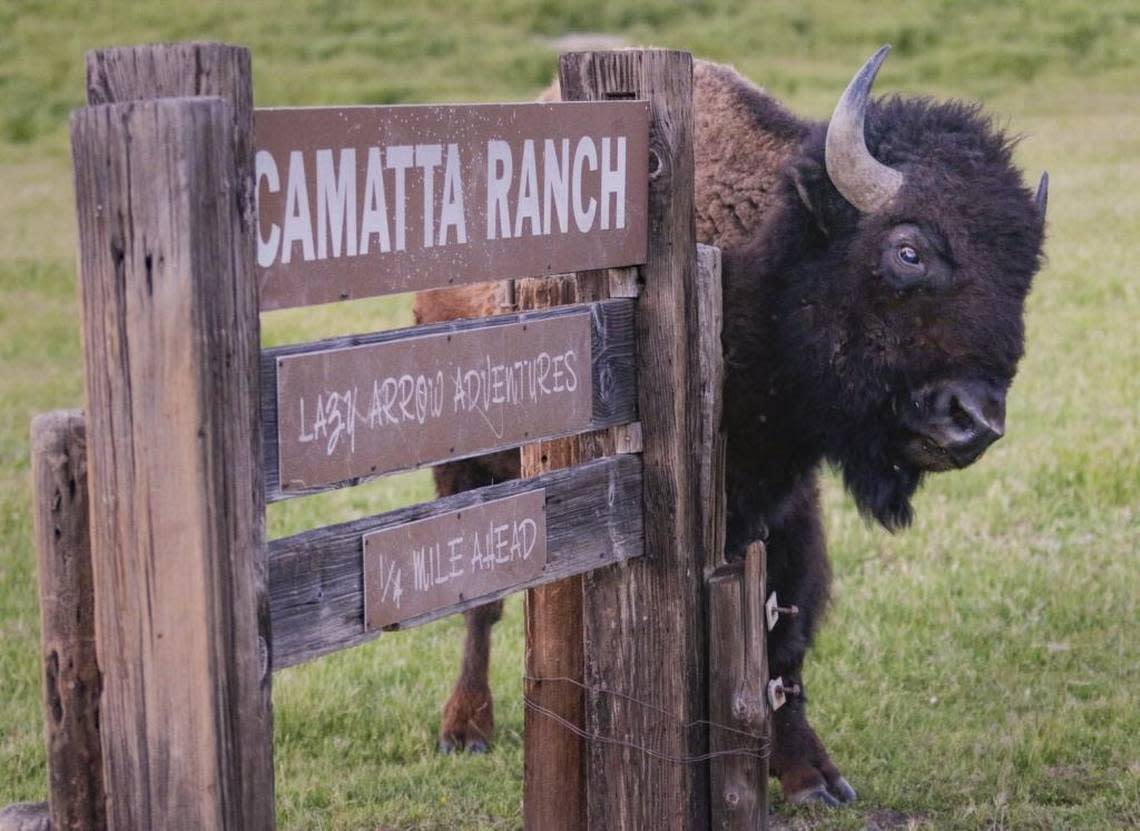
363,490 -> 547,629
269,454 -> 643,667
273,308 -> 594,493
254,101 -> 650,310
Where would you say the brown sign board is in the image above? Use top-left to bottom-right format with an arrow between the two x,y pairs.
254,101 -> 650,310
275,311 -> 593,492
363,489 -> 547,629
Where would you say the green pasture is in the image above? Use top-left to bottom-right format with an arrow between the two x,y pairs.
1,1 -> 1137,828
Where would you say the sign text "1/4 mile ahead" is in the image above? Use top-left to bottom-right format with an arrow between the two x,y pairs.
255,101 -> 649,310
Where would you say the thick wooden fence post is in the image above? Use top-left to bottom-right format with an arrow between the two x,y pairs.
71,42 -> 273,830
31,410 -> 105,831
560,50 -> 710,829
520,265 -> 630,829
520,275 -> 589,831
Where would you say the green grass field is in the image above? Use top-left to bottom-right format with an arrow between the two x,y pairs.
1,1 -> 1138,828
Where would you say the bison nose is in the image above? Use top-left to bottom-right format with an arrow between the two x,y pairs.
925,380 -> 1006,466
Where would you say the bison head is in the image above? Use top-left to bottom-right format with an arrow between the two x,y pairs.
774,46 -> 1048,528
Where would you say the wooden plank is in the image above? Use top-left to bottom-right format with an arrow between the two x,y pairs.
708,549 -> 768,830
263,298 -> 636,500
74,43 -> 274,831
30,411 -> 105,831
695,243 -> 767,826
562,50 -> 711,830
519,270 -> 617,831
253,102 -> 650,310
696,245 -> 727,580
268,454 -> 642,670
363,489 -> 548,630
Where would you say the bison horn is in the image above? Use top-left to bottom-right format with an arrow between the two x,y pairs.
825,45 -> 905,214
1034,171 -> 1049,221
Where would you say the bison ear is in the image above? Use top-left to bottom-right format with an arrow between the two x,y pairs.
790,157 -> 843,235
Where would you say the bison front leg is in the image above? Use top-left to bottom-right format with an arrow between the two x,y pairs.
761,482 -> 858,807
768,670 -> 857,807
439,599 -> 502,753
431,454 -> 518,754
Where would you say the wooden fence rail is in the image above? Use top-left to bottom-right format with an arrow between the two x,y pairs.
268,454 -> 643,669
262,298 -> 637,500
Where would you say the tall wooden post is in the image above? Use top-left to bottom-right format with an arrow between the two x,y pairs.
31,411 -> 105,831
520,265 -> 629,830
71,42 -> 273,830
560,50 -> 710,829
519,276 -> 589,831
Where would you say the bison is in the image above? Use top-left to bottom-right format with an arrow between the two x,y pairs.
414,46 -> 1048,806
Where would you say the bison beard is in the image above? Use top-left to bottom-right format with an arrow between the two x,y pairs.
421,46 -> 1047,810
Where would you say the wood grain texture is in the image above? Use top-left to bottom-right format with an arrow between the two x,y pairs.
30,410 -> 105,831
85,42 -> 255,228
695,244 -> 767,826
261,298 -> 637,501
561,50 -> 711,831
707,546 -> 769,830
696,245 -> 727,577
73,44 -> 273,830
518,271 -> 618,831
269,454 -> 643,669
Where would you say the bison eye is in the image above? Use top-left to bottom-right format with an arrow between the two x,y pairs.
897,245 -> 922,267
882,224 -> 950,291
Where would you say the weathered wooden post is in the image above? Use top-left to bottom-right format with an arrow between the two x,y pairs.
557,49 -> 712,829
519,262 -> 638,829
697,244 -> 770,829
30,410 -> 105,831
519,275 -> 596,831
71,43 -> 274,829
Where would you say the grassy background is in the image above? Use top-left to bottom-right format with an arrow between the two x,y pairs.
1,1 -> 1137,828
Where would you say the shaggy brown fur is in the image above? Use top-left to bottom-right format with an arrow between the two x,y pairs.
691,61 -> 807,248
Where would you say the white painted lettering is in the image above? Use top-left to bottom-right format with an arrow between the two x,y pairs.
486,140 -> 513,240
386,145 -> 414,251
315,148 -> 358,259
572,137 -> 598,233
439,143 -> 467,245
514,139 -> 541,238
600,137 -> 627,230
359,147 -> 392,255
281,150 -> 315,264
415,143 -> 442,248
543,138 -> 570,235
255,150 -> 281,267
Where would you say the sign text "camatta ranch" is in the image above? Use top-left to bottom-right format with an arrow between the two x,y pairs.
254,102 -> 649,310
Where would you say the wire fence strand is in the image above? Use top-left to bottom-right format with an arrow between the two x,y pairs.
522,674 -> 769,766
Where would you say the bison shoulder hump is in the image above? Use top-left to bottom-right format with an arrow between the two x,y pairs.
693,60 -> 809,250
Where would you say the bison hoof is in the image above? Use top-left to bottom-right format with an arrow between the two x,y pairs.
438,688 -> 494,754
465,737 -> 491,754
438,732 -> 491,754
786,776 -> 857,808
